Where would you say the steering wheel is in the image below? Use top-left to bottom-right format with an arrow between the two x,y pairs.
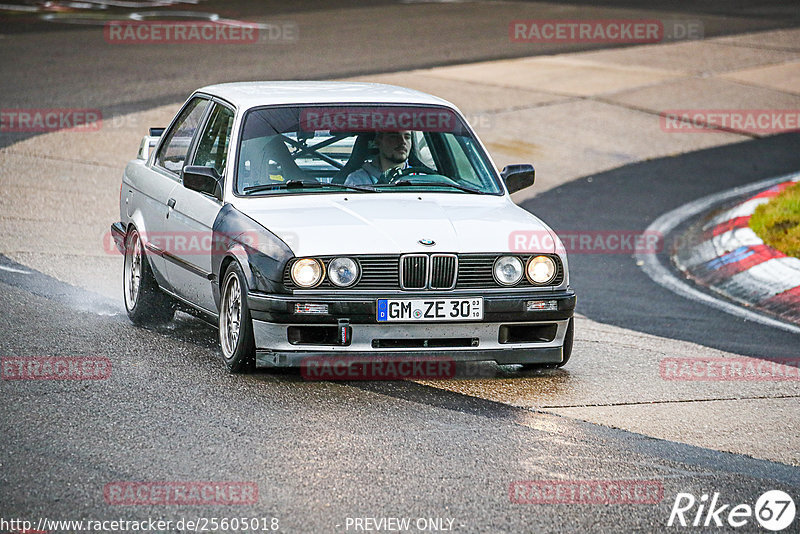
384,166 -> 438,184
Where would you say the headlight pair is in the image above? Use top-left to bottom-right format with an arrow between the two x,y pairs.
493,255 -> 557,286
290,257 -> 359,288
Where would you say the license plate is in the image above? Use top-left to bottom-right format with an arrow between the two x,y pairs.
377,298 -> 483,322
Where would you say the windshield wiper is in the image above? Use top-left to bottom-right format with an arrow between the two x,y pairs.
384,180 -> 485,195
243,180 -> 376,194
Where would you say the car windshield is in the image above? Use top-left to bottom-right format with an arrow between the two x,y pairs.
236,105 -> 502,196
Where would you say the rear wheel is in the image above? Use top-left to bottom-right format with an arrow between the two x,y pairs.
123,228 -> 174,325
519,317 -> 573,370
219,262 -> 256,373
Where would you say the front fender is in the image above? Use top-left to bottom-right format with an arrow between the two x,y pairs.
212,204 -> 294,306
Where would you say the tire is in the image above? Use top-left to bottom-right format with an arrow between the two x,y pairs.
123,227 -> 175,325
218,262 -> 256,373
519,317 -> 574,370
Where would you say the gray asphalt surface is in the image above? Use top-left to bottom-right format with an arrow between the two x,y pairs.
2,0 -> 799,149
1,270 -> 799,532
522,133 -> 800,359
1,1 -> 799,532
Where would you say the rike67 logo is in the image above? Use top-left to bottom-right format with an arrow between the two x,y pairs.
668,490 -> 796,531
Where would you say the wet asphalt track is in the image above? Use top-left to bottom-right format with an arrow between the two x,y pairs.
1,265 -> 799,532
522,133 -> 800,359
1,1 -> 799,532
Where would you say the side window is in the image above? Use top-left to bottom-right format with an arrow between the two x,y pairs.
155,97 -> 210,174
192,103 -> 235,176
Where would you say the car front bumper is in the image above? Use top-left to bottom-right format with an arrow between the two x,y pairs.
247,290 -> 575,368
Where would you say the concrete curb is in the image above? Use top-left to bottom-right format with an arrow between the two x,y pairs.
674,176 -> 800,326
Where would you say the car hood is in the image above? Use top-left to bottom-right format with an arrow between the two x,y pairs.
231,193 -> 557,256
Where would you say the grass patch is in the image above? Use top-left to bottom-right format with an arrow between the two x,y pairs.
749,181 -> 800,258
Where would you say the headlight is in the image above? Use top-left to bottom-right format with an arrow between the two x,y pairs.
493,256 -> 523,286
526,255 -> 557,284
328,257 -> 359,287
291,258 -> 324,288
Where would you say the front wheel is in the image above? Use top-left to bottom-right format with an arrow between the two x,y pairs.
219,262 -> 256,373
123,228 -> 174,325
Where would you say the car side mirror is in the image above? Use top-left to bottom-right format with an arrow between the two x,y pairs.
501,164 -> 535,194
182,165 -> 222,201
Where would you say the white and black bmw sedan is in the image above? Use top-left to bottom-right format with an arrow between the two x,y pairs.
110,82 -> 575,373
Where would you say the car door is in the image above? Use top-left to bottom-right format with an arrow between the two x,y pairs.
139,96 -> 210,285
164,101 -> 235,314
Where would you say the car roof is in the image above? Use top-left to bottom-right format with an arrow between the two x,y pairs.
195,81 -> 457,111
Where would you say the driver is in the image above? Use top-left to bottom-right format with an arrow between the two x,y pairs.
345,130 -> 412,185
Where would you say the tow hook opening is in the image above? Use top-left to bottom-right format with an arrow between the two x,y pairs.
286,319 -> 352,346
498,323 -> 558,344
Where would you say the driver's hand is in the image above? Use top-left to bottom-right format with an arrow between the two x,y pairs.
382,167 -> 403,182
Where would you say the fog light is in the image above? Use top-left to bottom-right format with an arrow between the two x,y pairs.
294,303 -> 329,314
526,300 -> 558,311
